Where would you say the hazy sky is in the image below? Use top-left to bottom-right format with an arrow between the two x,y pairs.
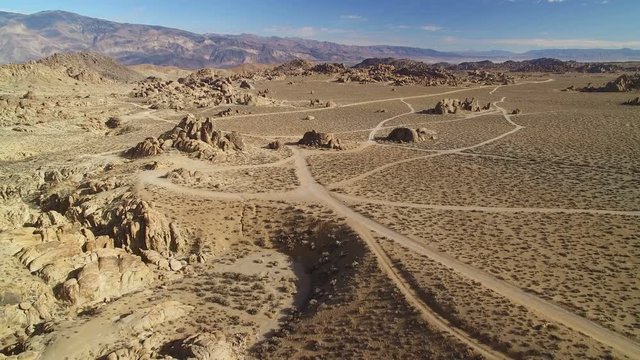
1,0 -> 639,51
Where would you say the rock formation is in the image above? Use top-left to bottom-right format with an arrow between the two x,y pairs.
109,196 -> 184,255
125,137 -> 164,158
578,74 -> 640,92
105,116 -> 122,129
131,70 -> 267,110
267,140 -> 283,150
385,127 -> 436,143
124,114 -> 246,160
622,97 -> 640,106
432,98 -> 482,114
57,248 -> 153,305
176,332 -> 240,360
298,130 -> 344,150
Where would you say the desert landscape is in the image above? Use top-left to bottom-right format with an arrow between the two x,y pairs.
0,3 -> 639,357
0,50 -> 638,360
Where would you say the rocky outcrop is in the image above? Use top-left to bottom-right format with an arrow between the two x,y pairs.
623,97 -> 640,106
57,248 -> 153,305
239,80 -> 253,89
298,130 -> 344,150
132,71 -> 267,110
105,116 -> 122,129
579,74 -> 640,92
117,300 -> 193,332
157,114 -> 246,159
432,98 -> 482,114
109,196 -> 184,255
267,140 -> 283,150
176,332 -> 240,360
124,137 -> 164,158
124,115 -> 246,159
385,127 -> 435,143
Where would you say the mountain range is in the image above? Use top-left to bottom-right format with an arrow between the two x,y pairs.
1,10 -> 640,68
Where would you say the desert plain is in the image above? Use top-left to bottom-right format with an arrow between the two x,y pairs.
0,54 -> 638,360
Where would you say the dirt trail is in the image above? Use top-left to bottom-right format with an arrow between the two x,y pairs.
334,193 -> 640,216
133,77 -> 640,359
327,97 -> 524,189
288,147 -> 506,359
289,147 -> 640,360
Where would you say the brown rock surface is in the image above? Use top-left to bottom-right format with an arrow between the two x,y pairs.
298,130 -> 344,150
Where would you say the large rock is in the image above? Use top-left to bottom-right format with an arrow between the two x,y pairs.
385,127 -> 436,143
124,137 -> 163,158
386,127 -> 419,143
579,74 -> 640,92
105,117 -> 122,129
432,98 -> 481,114
177,332 -> 239,360
110,196 -> 184,255
57,248 -> 153,305
159,114 -> 246,157
298,130 -> 344,150
117,300 -> 193,332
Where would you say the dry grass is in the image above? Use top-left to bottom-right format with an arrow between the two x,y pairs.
353,203 -> 640,341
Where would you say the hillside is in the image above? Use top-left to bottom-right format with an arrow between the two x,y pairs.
1,10 -> 640,68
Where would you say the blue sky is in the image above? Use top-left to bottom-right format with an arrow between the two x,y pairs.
1,0 -> 639,51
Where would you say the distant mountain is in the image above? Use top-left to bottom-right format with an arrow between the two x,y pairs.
0,10 -> 639,67
521,48 -> 640,62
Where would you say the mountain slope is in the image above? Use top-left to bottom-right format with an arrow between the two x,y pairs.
0,10 -> 462,67
1,10 -> 639,67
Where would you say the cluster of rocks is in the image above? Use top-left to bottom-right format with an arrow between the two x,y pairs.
0,92 -> 73,127
465,70 -> 513,85
131,70 -> 265,110
622,97 -> 640,106
578,74 -> 640,92
8,210 -> 154,309
297,130 -> 344,150
125,114 -> 246,160
265,58 -> 514,87
453,58 -> 623,74
430,98 -> 491,114
269,59 -> 347,77
385,127 -> 436,143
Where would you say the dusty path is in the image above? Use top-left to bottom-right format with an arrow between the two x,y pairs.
289,147 -> 640,359
288,148 -> 507,359
132,77 -> 640,359
327,96 -> 523,189
334,193 -> 640,216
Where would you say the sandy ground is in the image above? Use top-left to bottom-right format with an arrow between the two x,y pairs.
1,71 -> 639,359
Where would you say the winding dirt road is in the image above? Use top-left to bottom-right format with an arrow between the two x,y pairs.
133,77 -> 640,359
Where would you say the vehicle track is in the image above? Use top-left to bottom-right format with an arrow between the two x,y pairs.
134,77 -> 640,359
334,193 -> 640,216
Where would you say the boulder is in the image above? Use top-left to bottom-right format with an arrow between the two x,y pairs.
125,137 -> 163,158
298,130 -> 344,150
118,301 -> 193,332
224,131 -> 245,151
105,117 -> 122,129
267,140 -> 283,150
239,80 -> 254,89
432,98 -> 482,114
623,97 -> 640,106
57,248 -> 153,305
110,196 -> 184,255
177,332 -> 239,360
386,127 -> 419,143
